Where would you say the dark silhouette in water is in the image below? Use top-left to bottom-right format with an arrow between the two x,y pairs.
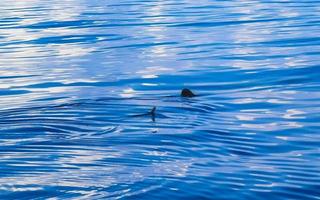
181,88 -> 196,97
150,106 -> 156,115
131,89 -> 196,122
150,106 -> 156,122
131,106 -> 156,122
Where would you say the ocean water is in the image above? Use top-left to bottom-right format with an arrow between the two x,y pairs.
0,0 -> 320,199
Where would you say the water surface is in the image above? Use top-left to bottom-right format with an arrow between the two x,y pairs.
0,0 -> 320,199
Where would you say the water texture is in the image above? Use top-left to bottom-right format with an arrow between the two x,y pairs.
0,0 -> 320,199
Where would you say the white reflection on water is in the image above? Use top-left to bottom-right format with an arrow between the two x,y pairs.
0,0 -> 94,64
0,0 -> 101,108
120,88 -> 137,98
283,109 -> 305,119
235,115 -> 255,121
141,1 -> 170,58
0,150 -> 192,194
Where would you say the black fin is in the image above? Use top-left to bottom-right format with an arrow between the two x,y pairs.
150,106 -> 156,114
150,106 -> 156,122
181,88 -> 196,97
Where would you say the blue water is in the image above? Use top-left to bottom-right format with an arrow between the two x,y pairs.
1,0 -> 320,199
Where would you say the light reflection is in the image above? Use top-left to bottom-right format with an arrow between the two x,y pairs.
120,88 -> 136,98
137,66 -> 173,81
241,121 -> 303,131
235,115 -> 255,121
227,2 -> 269,70
283,109 -> 305,119
233,98 -> 258,104
47,44 -> 95,58
0,0 -> 95,62
276,136 -> 288,141
58,150 -> 112,164
0,186 -> 43,192
284,121 -> 303,128
266,99 -> 289,104
0,0 -> 101,107
141,74 -> 158,79
139,1 -> 173,61
141,83 -> 158,86
143,151 -> 168,156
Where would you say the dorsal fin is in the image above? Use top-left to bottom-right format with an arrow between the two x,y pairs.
150,106 -> 156,115
181,88 -> 196,97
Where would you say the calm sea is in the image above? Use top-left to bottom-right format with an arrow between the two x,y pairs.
0,0 -> 320,199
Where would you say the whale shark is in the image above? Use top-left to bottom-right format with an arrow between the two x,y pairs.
133,89 -> 196,121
